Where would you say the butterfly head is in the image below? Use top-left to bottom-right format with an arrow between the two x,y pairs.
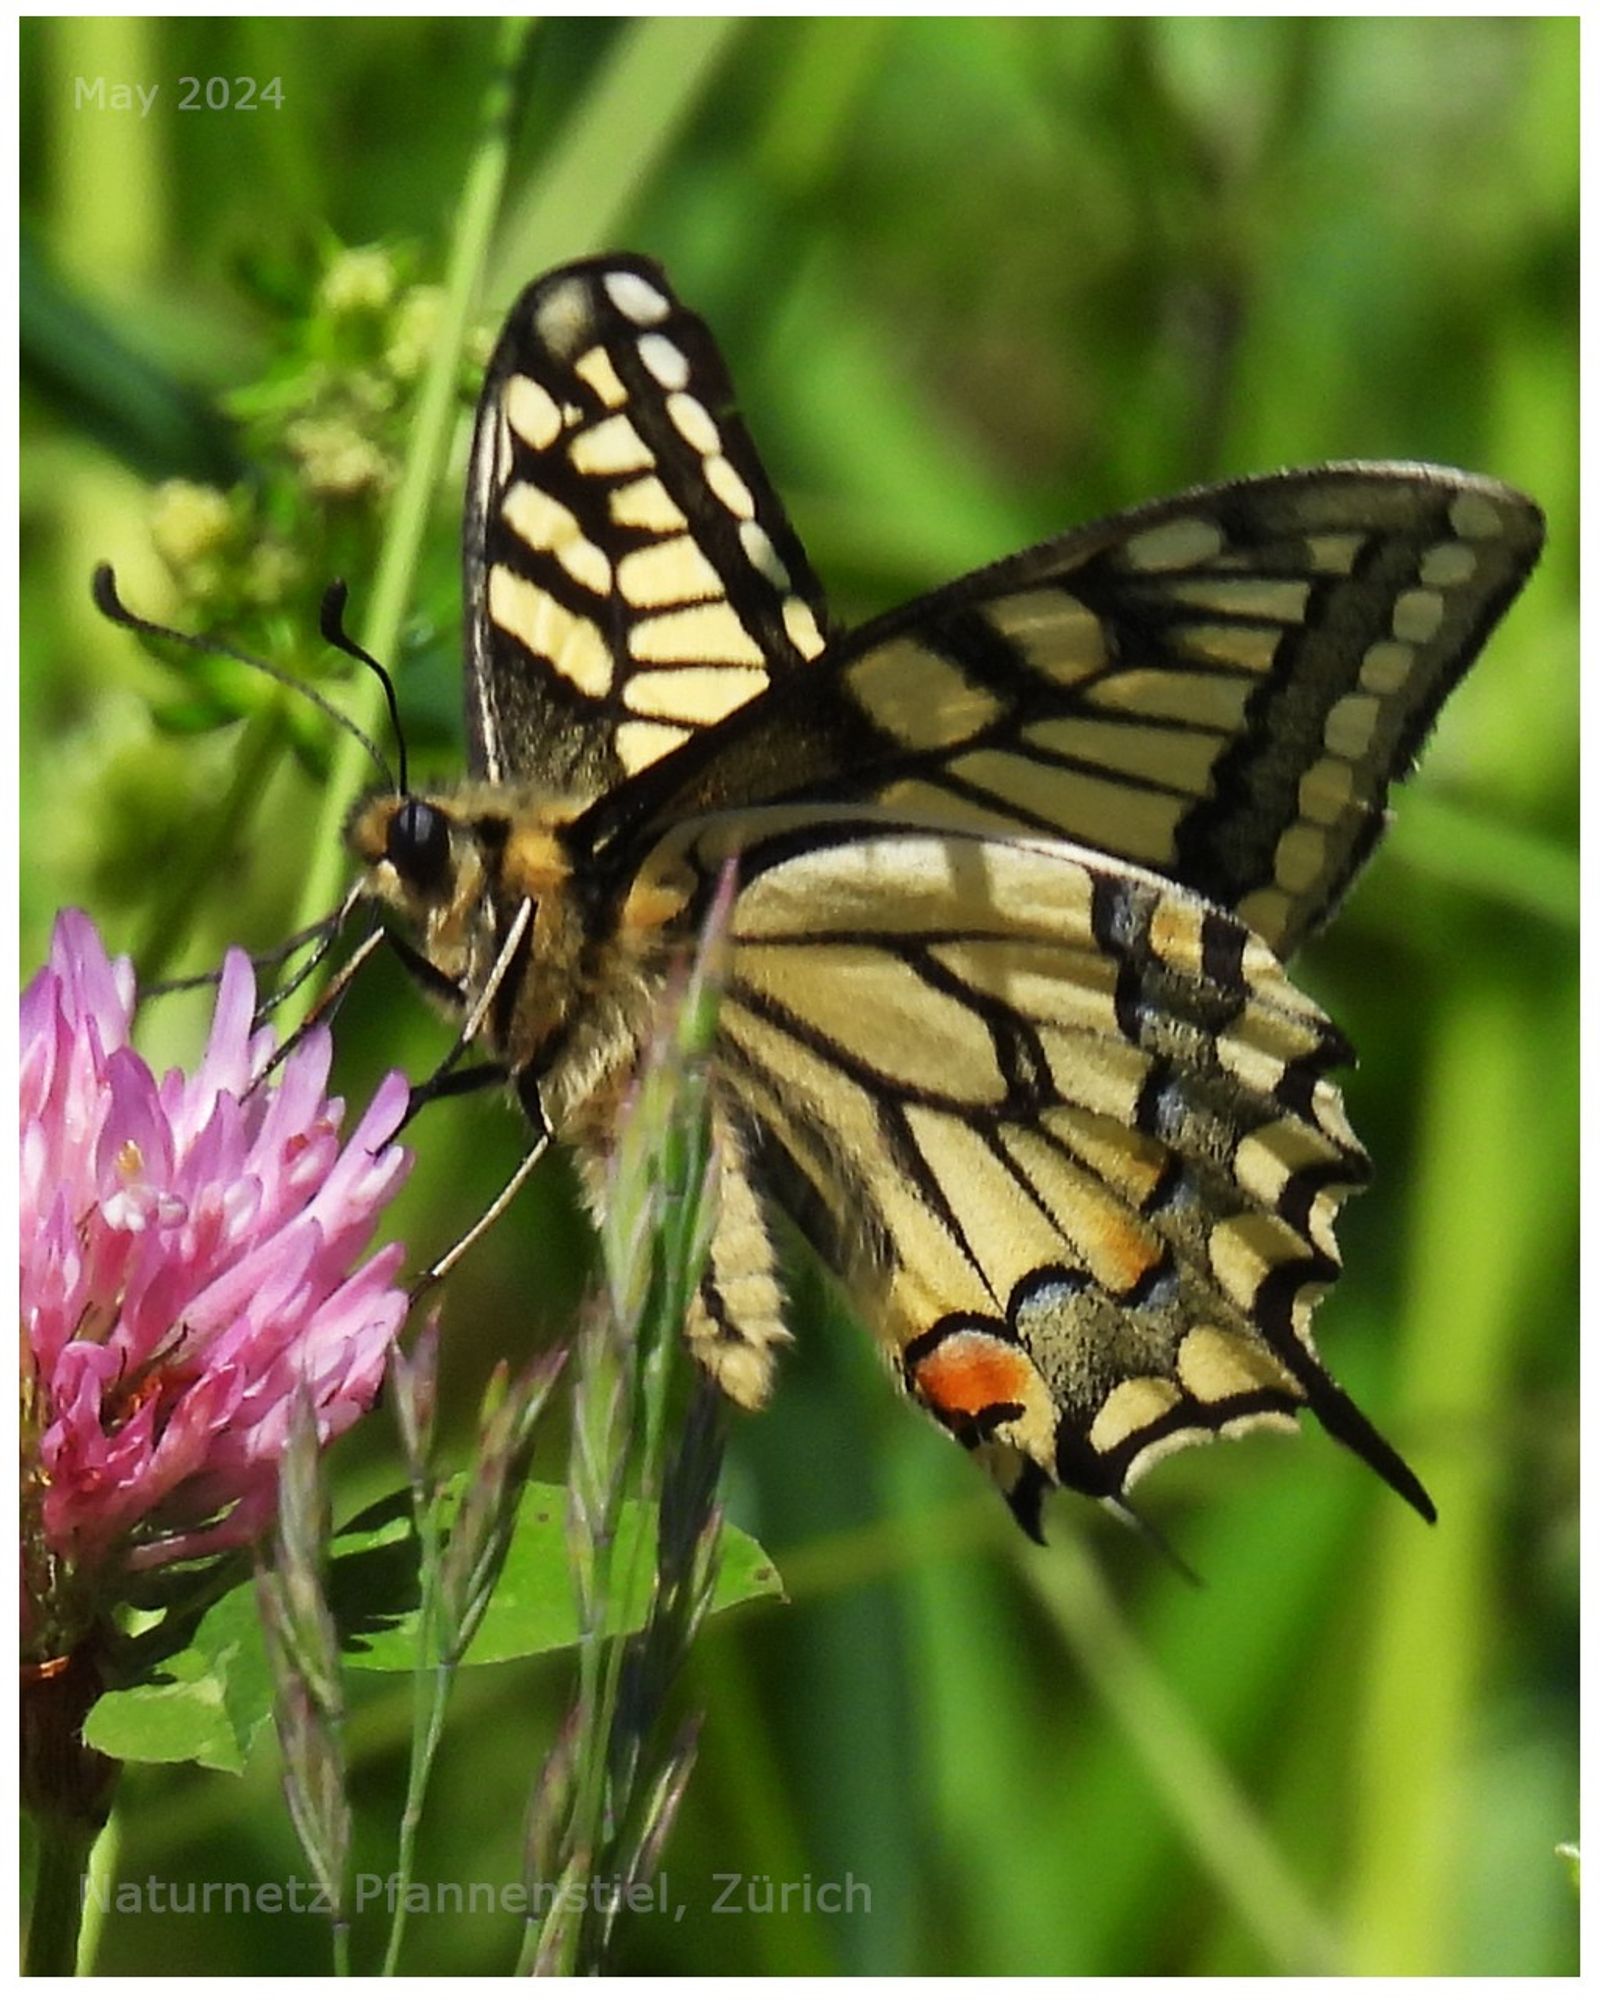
344,788 -> 484,985
346,782 -> 593,1006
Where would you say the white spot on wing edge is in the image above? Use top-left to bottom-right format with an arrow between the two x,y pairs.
1449,490 -> 1502,541
532,277 -> 592,359
783,597 -> 826,659
1324,694 -> 1380,759
1236,884 -> 1293,950
705,453 -> 755,519
604,269 -> 672,326
638,333 -> 691,389
1391,588 -> 1444,643
739,519 -> 791,589
1359,640 -> 1413,693
667,391 -> 721,456
1273,822 -> 1326,894
1297,755 -> 1355,826
1121,515 -> 1226,571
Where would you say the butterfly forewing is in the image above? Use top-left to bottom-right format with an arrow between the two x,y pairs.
613,465 -> 1542,957
463,255 -> 831,794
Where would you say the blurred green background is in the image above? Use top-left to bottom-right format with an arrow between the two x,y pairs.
20,16 -> 1576,1978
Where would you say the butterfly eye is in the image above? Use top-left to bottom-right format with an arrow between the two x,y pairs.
387,798 -> 452,894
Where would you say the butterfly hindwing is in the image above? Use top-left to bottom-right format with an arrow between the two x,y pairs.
632,804 -> 1430,1529
611,465 -> 1542,956
463,255 -> 831,795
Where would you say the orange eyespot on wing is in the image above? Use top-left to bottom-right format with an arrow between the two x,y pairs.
908,1325 -> 1047,1427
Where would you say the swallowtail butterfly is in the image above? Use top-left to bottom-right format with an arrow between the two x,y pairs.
347,255 -> 1543,1537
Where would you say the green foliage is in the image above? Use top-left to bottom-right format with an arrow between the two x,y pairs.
20,14 -> 1576,1977
82,1483 -> 778,1777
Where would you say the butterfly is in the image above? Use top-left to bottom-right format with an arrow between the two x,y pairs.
346,253 -> 1543,1538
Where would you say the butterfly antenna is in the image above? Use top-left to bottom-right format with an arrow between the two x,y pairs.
319,580 -> 409,796
93,565 -> 398,793
252,877 -> 370,1023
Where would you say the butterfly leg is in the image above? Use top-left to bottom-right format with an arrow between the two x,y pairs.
395,1061 -> 508,1137
409,1128 -> 552,1302
384,924 -> 470,1009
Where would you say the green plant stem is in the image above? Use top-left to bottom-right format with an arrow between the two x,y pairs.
25,1812 -> 97,1975
541,1401 -> 628,1975
1021,1537 -> 1341,1974
577,1121 -> 704,1851
535,1472 -> 653,1975
529,1005 -> 720,1973
380,1663 -> 453,1976
136,705 -> 285,983
493,18 -> 744,286
73,1810 -> 120,1974
382,1494 -> 452,1977
1342,972 -> 1565,1971
582,1388 -> 659,1830
581,1100 -> 710,1915
283,16 -> 534,999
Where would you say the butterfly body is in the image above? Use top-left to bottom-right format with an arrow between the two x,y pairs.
349,254 -> 1542,1536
